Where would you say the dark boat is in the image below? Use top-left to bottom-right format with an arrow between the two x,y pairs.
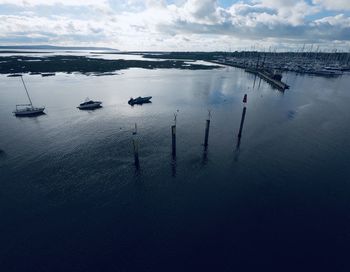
263,69 -> 283,81
128,96 -> 152,105
41,73 -> 56,77
271,71 -> 282,81
77,98 -> 102,110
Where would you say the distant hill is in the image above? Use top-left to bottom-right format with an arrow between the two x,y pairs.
0,45 -> 118,51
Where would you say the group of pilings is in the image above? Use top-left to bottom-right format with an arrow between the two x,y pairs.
131,95 -> 248,170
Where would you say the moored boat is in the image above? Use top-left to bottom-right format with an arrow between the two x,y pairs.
13,76 -> 45,116
128,96 -> 152,105
41,73 -> 56,77
14,105 -> 45,116
311,69 -> 343,77
77,98 -> 102,109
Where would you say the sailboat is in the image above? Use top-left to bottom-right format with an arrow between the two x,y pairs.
13,76 -> 45,116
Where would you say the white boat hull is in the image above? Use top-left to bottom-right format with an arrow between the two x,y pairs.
14,107 -> 45,116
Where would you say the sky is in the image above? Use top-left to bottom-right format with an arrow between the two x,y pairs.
0,0 -> 350,51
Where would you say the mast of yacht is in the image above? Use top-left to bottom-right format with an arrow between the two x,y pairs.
20,75 -> 34,108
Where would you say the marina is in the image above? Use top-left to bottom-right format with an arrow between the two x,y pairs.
245,68 -> 289,91
211,51 -> 349,76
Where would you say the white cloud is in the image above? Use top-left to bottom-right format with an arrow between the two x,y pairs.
312,0 -> 350,11
0,0 -> 108,7
183,0 -> 218,22
0,0 -> 349,50
313,14 -> 350,26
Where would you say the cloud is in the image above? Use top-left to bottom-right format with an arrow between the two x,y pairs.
312,0 -> 350,11
0,0 -> 108,7
154,1 -> 347,41
183,0 -> 218,22
0,14 -> 109,45
0,0 -> 349,50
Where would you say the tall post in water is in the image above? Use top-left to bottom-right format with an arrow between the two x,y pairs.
204,120 -> 210,148
171,113 -> 177,158
171,113 -> 178,176
201,110 -> 211,164
203,110 -> 211,150
236,94 -> 247,150
171,125 -> 176,158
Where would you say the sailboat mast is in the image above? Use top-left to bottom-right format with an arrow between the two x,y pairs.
20,76 -> 33,107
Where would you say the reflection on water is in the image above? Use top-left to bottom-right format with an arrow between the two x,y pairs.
1,61 -> 350,271
171,157 -> 177,177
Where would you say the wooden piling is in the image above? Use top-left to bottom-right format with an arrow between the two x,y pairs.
236,94 -> 248,150
203,110 -> 211,150
171,125 -> 176,158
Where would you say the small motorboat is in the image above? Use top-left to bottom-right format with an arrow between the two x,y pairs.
77,98 -> 102,110
128,96 -> 152,105
13,75 -> 45,116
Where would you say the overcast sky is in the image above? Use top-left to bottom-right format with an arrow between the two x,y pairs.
0,0 -> 350,51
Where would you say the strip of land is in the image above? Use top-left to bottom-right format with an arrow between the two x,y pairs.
0,55 -> 221,75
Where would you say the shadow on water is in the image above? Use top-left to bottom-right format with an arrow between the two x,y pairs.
234,97 -> 248,161
287,110 -> 297,120
253,73 -> 257,89
134,166 -> 141,180
234,127 -> 245,162
201,148 -> 208,165
171,157 -> 176,177
77,105 -> 103,111
128,101 -> 152,107
201,112 -> 211,166
234,124 -> 244,162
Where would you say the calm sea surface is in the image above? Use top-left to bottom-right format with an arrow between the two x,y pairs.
1,54 -> 350,271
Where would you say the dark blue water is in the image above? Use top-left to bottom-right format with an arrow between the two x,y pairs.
1,64 -> 350,271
